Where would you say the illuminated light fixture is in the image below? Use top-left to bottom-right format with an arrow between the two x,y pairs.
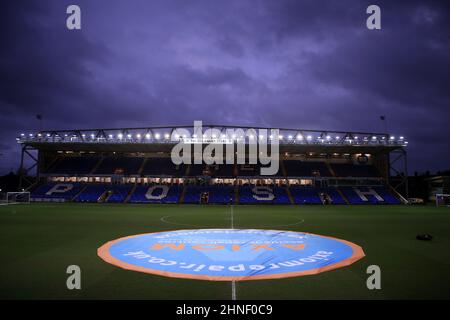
212,134 -> 217,138
269,135 -> 273,139
145,133 -> 151,139
232,134 -> 237,139
47,133 -> 51,137
307,135 -> 312,140
37,133 -> 42,137
108,134 -> 113,139
278,135 -> 283,139
127,134 -> 132,139
29,134 -> 34,137
399,136 -> 404,140
326,135 -> 331,140
354,136 -> 358,140
164,133 -> 170,139
297,135 -> 303,140
118,133 -> 123,139
20,133 -> 25,136
390,136 -> 395,140
155,133 -> 160,139
288,135 -> 293,140
372,136 -> 377,140
137,134 -> 142,139
249,134 -> 254,140
192,134 -> 197,138
91,134 -> 95,138
64,134 -> 68,137
259,134 -> 264,139
335,136 -> 340,140
221,134 -> 226,139
175,134 -> 179,139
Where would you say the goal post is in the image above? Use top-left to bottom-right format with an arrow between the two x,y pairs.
435,194 -> 450,207
4,192 -> 31,205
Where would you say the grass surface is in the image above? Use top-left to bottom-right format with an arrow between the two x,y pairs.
0,203 -> 449,299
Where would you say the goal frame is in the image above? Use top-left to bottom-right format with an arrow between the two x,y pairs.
435,194 -> 450,207
5,192 -> 31,205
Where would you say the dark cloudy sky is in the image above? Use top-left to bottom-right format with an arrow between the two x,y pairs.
1,0 -> 449,175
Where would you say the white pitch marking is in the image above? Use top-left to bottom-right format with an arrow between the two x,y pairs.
230,204 -> 236,300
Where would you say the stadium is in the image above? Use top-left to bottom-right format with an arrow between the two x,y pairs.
2,1 -> 450,306
1,124 -> 448,300
17,125 -> 408,206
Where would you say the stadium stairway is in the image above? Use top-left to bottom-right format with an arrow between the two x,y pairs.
124,183 -> 137,203
72,185 -> 88,202
280,159 -> 287,177
286,185 -> 295,204
234,185 -> 239,204
179,184 -> 187,204
387,185 -> 408,204
137,158 -> 148,176
89,157 -> 104,175
325,161 -> 337,177
337,188 -> 350,204
185,165 -> 192,177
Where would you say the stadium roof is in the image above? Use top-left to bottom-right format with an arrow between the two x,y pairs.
17,124 -> 407,154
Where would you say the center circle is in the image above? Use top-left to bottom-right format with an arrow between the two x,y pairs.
98,229 -> 365,281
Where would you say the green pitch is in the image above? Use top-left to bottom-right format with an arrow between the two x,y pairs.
0,203 -> 449,299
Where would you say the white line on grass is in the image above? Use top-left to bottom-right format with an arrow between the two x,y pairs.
230,204 -> 236,300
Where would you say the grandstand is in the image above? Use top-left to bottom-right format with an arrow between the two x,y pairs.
16,125 -> 408,205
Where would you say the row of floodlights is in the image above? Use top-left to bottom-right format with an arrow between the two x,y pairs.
17,132 -> 408,144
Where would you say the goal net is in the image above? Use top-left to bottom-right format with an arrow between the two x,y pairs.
2,192 -> 31,205
435,194 -> 450,207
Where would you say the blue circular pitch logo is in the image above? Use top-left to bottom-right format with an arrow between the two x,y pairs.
98,229 -> 365,281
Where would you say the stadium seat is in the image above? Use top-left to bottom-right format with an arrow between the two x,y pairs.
290,186 -> 322,204
183,185 -> 235,204
238,186 -> 290,204
93,157 -> 143,175
339,186 -> 388,204
283,161 -> 331,177
45,157 -> 100,175
128,185 -> 183,203
331,163 -> 380,177
316,187 -> 347,204
31,183 -> 85,201
74,184 -> 133,203
372,187 -> 401,204
142,158 -> 186,176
